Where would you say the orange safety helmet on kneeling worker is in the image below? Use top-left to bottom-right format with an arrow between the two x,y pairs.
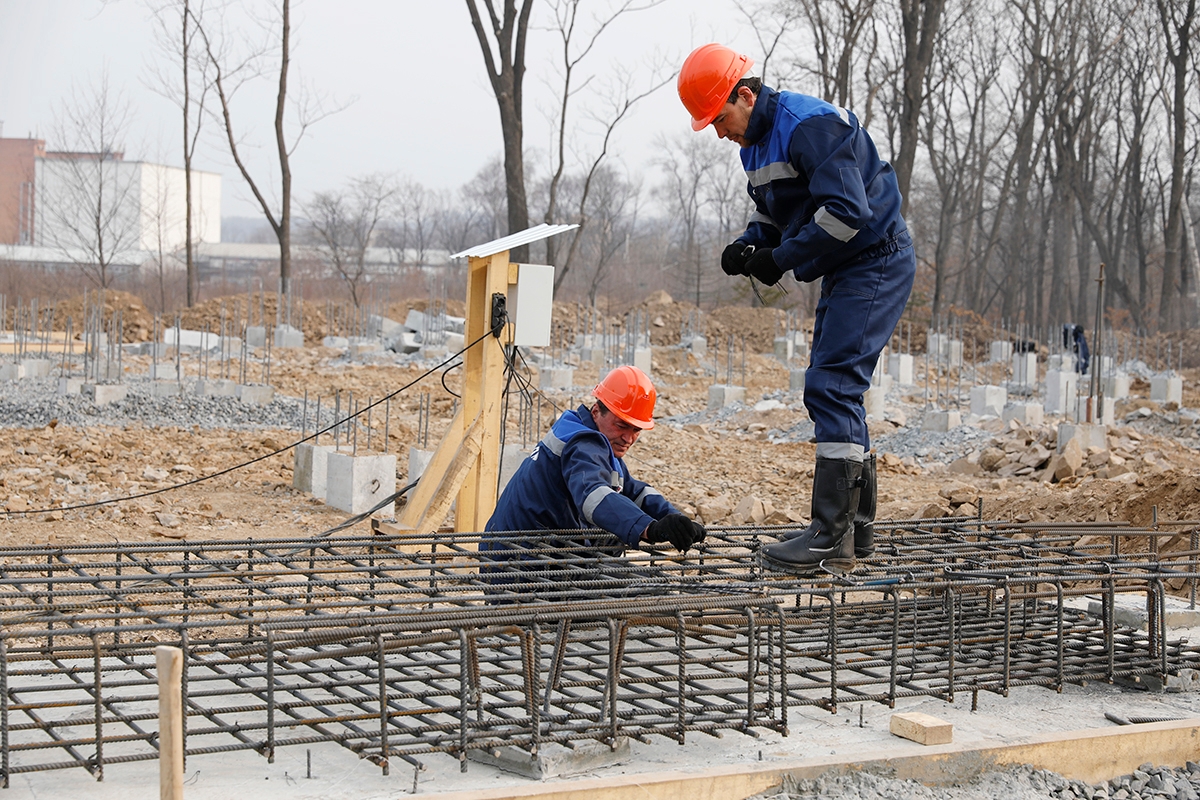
593,366 -> 656,430
678,43 -> 754,131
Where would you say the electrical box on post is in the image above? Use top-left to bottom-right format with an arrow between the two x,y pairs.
508,263 -> 555,347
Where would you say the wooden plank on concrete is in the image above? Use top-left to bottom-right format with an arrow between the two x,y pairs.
890,712 -> 953,745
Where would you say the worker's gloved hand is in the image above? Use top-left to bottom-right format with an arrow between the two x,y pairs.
721,242 -> 752,276
645,513 -> 707,551
745,248 -> 784,286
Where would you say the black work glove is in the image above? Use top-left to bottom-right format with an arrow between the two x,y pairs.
721,242 -> 752,276
645,513 -> 707,551
745,248 -> 785,286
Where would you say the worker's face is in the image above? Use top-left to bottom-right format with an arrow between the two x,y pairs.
711,86 -> 756,147
592,406 -> 642,458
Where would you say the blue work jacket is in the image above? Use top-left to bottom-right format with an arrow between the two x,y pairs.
484,405 -> 675,547
737,86 -> 907,283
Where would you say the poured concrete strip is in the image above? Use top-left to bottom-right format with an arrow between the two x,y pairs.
427,718 -> 1200,800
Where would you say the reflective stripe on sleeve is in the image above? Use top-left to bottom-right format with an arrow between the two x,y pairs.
814,206 -> 859,242
633,486 -> 664,508
541,430 -> 566,456
749,210 -> 780,229
581,485 -> 617,524
746,161 -> 799,187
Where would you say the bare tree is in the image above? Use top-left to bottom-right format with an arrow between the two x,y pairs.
38,74 -> 141,289
304,174 -> 395,308
466,0 -> 535,260
146,0 -> 211,307
194,0 -> 343,296
1155,0 -> 1198,328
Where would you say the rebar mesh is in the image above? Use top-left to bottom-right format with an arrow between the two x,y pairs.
1,517 -> 1197,785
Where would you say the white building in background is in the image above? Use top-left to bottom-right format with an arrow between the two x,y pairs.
32,151 -> 221,256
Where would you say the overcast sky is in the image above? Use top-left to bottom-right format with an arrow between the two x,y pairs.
0,0 -> 762,220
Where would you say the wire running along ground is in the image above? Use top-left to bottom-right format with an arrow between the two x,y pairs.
0,329 -> 497,519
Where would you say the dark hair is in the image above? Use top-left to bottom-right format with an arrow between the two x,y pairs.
728,76 -> 762,104
594,400 -> 610,416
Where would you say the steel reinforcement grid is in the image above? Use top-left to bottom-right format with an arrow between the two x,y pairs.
1,516 -> 1198,785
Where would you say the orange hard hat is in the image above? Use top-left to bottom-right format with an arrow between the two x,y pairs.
593,365 -> 656,430
678,43 -> 754,131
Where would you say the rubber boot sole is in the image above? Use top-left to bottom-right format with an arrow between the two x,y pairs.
760,551 -> 856,577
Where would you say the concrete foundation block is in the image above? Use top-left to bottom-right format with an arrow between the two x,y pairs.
0,363 -> 25,381
148,381 -> 180,398
386,330 -> 420,353
467,737 -> 631,780
294,443 -> 339,498
632,346 -> 652,375
404,309 -> 428,333
864,385 -> 886,418
773,336 -> 793,362
1073,395 -> 1115,426
1048,353 -> 1066,372
969,385 -> 1007,417
236,384 -> 275,405
1011,352 -> 1038,388
245,325 -> 267,348
789,369 -> 805,393
539,366 -> 574,391
274,324 -> 304,349
165,328 -> 217,350
322,335 -> 349,349
84,383 -> 127,406
946,339 -> 963,366
686,335 -> 707,360
444,332 -> 465,352
421,345 -> 449,361
57,376 -> 85,395
581,347 -> 606,368
888,353 -> 914,385
989,341 -> 1012,362
707,384 -> 746,410
1150,374 -> 1183,405
407,447 -> 434,484
348,339 -> 380,359
326,453 -> 397,517
1057,422 -> 1107,454
149,363 -> 178,381
1043,370 -> 1078,415
20,359 -> 52,378
194,378 -> 238,397
873,372 -> 895,394
1105,372 -> 1131,400
1002,402 -> 1043,427
574,333 -> 598,349
921,409 -> 962,432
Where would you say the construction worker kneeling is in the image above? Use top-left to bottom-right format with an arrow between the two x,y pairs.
480,365 -> 704,600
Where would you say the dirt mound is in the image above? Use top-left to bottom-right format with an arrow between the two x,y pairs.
39,290 -> 155,342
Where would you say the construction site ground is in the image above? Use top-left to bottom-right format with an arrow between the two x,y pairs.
2,290 -> 1200,798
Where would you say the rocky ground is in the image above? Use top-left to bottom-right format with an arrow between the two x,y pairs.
1,289 -> 1198,561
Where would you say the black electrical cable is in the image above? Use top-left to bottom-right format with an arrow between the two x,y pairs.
1,329 -> 496,518
440,358 -> 462,398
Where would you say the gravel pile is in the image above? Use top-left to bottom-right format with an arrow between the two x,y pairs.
0,377 -> 307,431
756,763 -> 1200,800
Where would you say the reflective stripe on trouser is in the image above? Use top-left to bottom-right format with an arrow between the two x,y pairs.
804,232 -> 915,449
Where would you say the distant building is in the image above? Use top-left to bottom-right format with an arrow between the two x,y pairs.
0,135 -> 220,266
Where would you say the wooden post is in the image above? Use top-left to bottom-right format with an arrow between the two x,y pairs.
456,252 -> 512,532
156,645 -> 184,800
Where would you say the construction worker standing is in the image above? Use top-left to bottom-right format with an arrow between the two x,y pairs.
482,366 -> 705,588
678,44 -> 915,575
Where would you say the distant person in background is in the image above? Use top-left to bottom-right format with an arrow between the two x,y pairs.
1063,324 -> 1090,375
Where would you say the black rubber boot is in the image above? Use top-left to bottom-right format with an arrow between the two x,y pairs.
853,453 -> 877,557
777,454 -> 876,559
760,457 -> 862,575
